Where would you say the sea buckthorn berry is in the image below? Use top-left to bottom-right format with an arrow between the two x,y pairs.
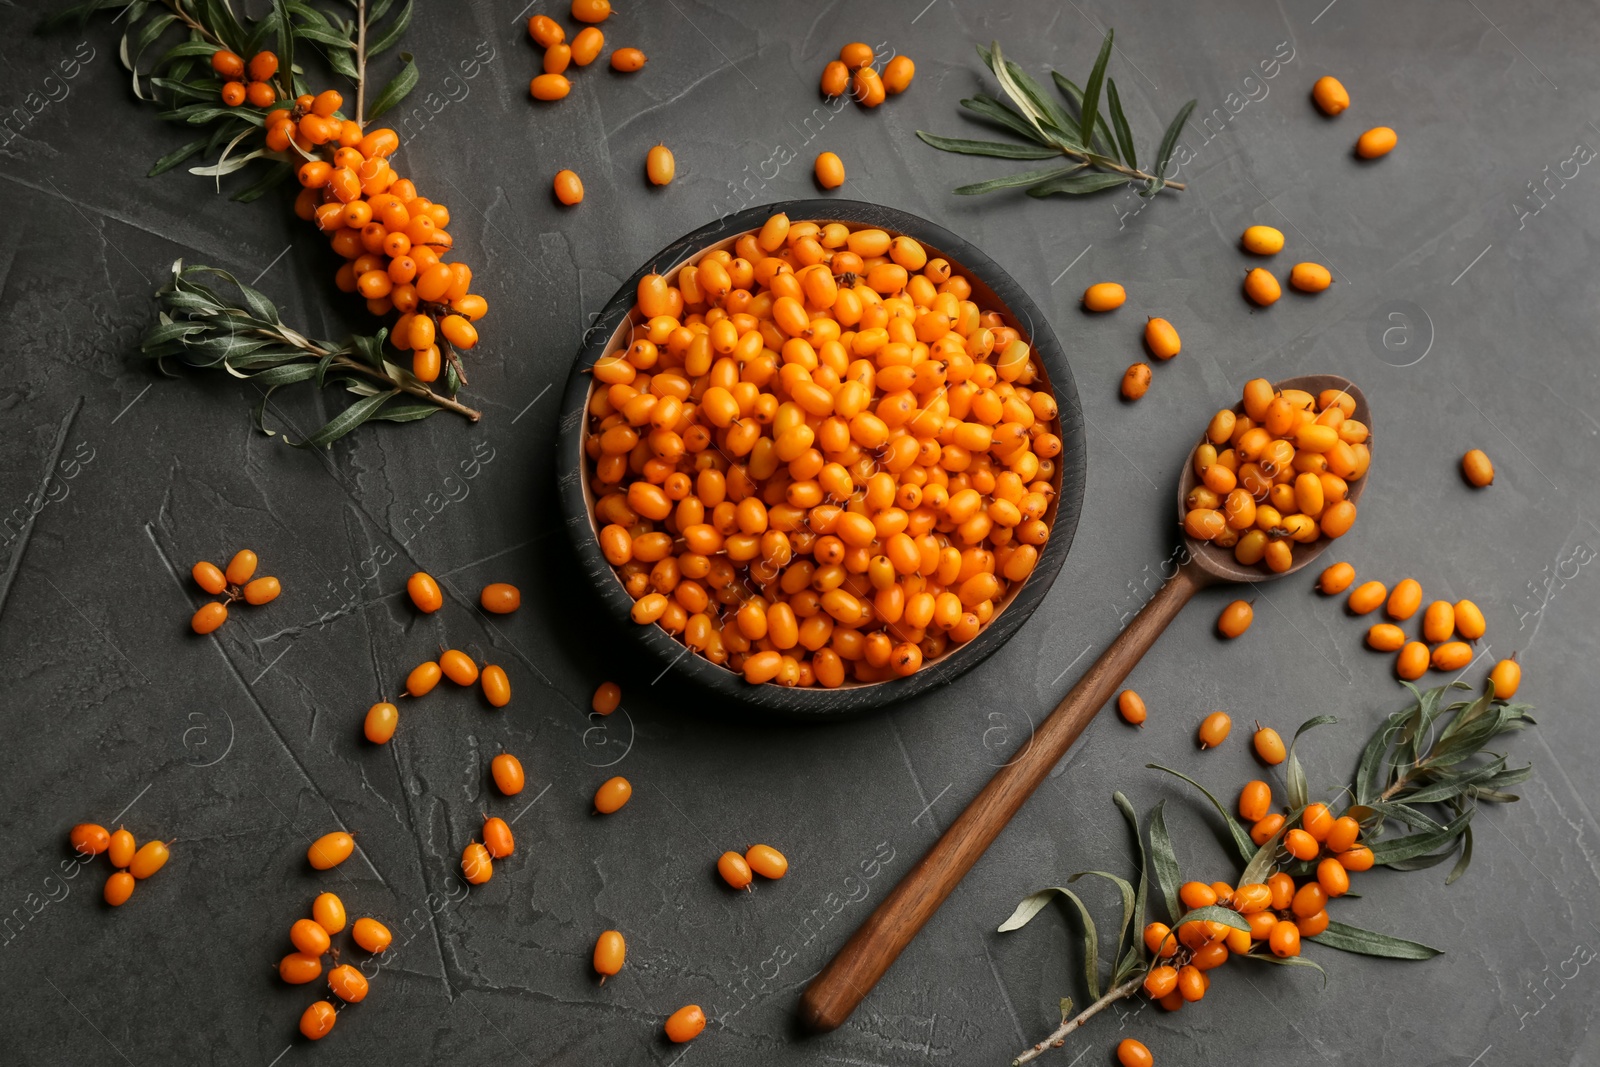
1217,599 -> 1253,638
1295,908 -> 1330,936
192,561 -> 227,594
481,664 -> 512,708
328,963 -> 369,1003
1269,918 -> 1302,957
1454,599 -> 1486,640
462,841 -> 494,884
311,89 -> 342,117
280,952 -> 322,984
717,850 -> 753,890
406,661 -> 442,697
109,828 -> 135,869
407,571 -> 443,612
1233,883 -> 1273,913
211,50 -> 245,78
839,42 -> 874,69
1302,803 -> 1334,841
1253,725 -> 1286,765
815,151 -> 845,189
647,144 -> 676,185
593,929 -> 626,979
1144,922 -> 1177,957
127,842 -> 168,881
308,831 -> 355,870
1489,655 -> 1521,698
300,1000 -> 337,1041
291,917 -> 332,957
1387,578 -> 1422,620
1327,816 -> 1361,854
571,26 -> 604,66
1144,317 -> 1180,360
225,549 -> 258,585
1317,857 -> 1350,897
1292,881 -> 1328,918
746,844 -> 788,879
1435,642 -> 1474,674
1347,580 -> 1387,615
1289,262 -> 1332,292
594,775 -> 632,813
883,54 -> 915,94
1179,881 -> 1218,909
438,649 -> 478,686
1176,964 -> 1206,1001
1244,268 -> 1281,306
482,816 -> 514,859
1239,780 -> 1272,822
1241,225 -> 1285,254
1356,126 -> 1397,159
1121,362 -> 1151,401
70,823 -> 110,857
191,602 -> 228,634
531,74 -> 572,101
553,169 -> 584,205
1117,1038 -> 1154,1067
1268,871 -> 1295,911
1191,939 -> 1229,971
1337,845 -> 1375,871
1197,711 -> 1232,749
1422,600 -> 1456,643
1117,690 -> 1147,726
591,681 -> 622,715
820,60 -> 849,96
665,1005 -> 706,1043
1312,75 -> 1349,116
479,583 -> 521,614
353,917 -> 392,953
1284,828 -> 1319,860
1367,623 -> 1406,651
248,50 -> 278,81
1318,561 -> 1355,594
246,81 -> 276,107
1461,448 -> 1494,487
243,577 -> 280,605
491,753 -> 525,796
313,892 -> 347,935
572,0 -> 611,21
220,81 -> 247,107
1143,964 -> 1178,998
545,43 -> 572,74
1396,641 -> 1429,680
1083,282 -> 1126,311
528,14 -> 564,46
611,47 -> 647,72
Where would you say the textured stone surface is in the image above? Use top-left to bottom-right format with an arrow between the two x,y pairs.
1,1 -> 1598,1065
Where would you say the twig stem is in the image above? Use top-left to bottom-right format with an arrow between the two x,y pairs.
1012,975 -> 1144,1065
161,0 -> 223,46
354,0 -> 368,126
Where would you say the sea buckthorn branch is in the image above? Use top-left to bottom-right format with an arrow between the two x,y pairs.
144,262 -> 481,446
1004,682 -> 1536,1064
916,34 -> 1196,199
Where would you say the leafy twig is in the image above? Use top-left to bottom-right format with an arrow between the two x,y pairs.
918,34 -> 1195,199
1013,975 -> 1143,1066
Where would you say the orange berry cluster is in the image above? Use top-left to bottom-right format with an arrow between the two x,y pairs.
585,212 -> 1064,687
69,822 -> 170,907
1140,793 -> 1371,1011
280,890 -> 393,1041
1075,282 -> 1185,404
267,88 -> 486,384
212,48 -> 279,108
820,42 -> 916,108
1187,381 -> 1369,571
1321,565 -> 1521,691
715,843 -> 789,890
528,0 -> 642,103
386,572 -> 515,720
454,755 -> 527,886
190,549 -> 280,633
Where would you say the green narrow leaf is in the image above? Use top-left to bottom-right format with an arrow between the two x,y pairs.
368,398 -> 441,423
1077,30 -> 1115,161
148,138 -> 209,177
1286,715 -> 1338,811
1049,72 -> 1117,157
365,54 -> 417,121
1153,99 -> 1197,181
1172,904 -> 1250,935
348,329 -> 389,370
1233,951 -> 1328,987
1105,78 -> 1137,170
953,165 -> 1086,195
290,389 -> 399,449
1114,791 -> 1148,973
958,95 -> 1048,143
1147,801 -> 1182,923
980,42 -> 1047,140
1355,708 -> 1410,805
1145,764 -> 1257,864
230,161 -> 292,204
1368,808 -> 1473,866
1310,920 -> 1442,959
1069,870 -> 1134,989
366,0 -> 413,57
246,362 -> 319,388
914,132 -> 1061,159
1026,171 -> 1127,197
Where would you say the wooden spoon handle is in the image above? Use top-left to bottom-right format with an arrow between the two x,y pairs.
799,562 -> 1207,1033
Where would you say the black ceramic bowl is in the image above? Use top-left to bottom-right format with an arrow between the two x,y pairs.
557,200 -> 1086,718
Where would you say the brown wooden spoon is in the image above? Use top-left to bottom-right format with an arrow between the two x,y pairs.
799,374 -> 1371,1033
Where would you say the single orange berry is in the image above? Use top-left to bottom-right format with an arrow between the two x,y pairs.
291,917 -> 332,957
1318,561 -> 1355,594
108,827 -> 135,868
572,0 -> 611,22
1356,126 -> 1397,159
406,571 -> 442,612
482,816 -> 514,859
664,1004 -> 706,1043
299,1000 -> 337,1040
1143,922 -> 1177,958
1253,725 -> 1286,764
1143,964 -> 1178,998
308,831 -> 355,870
1238,779 -> 1272,821
717,850 -> 753,890
364,702 -> 398,744
1176,963 -> 1206,1001
1461,448 -> 1494,487
192,561 -> 227,594
1197,711 -> 1232,749
461,841 -> 494,884
1083,282 -> 1126,311
553,169 -> 584,206
745,844 -> 788,879
1268,871 -> 1295,911
353,917 -> 393,953
481,664 -> 512,708
225,549 -> 257,585
883,54 -> 915,95
1311,75 -> 1349,116
1144,316 -> 1181,360
70,823 -> 110,857
646,144 -> 676,186
530,74 -> 572,101
191,602 -> 228,634
1217,599 -> 1253,638
1347,580 -> 1387,614
839,42 -> 874,70
1284,828 -> 1319,860
245,81 -> 276,107
527,15 -> 564,47
1302,802 -> 1334,841
248,51 -> 278,81
815,151 -> 846,190
1269,918 -> 1302,957
594,776 -> 632,814
1317,857 -> 1350,897
611,47 -> 647,72
440,649 -> 479,686
1116,1038 -> 1154,1067
593,929 -> 626,978
1179,881 -> 1218,909
129,840 -> 170,879
406,661 -> 442,697
313,892 -> 347,934
1326,815 -> 1361,854
328,963 -> 369,1003
478,583 -> 521,614
571,26 -> 604,66
279,952 -> 322,984
1244,267 -> 1281,306
1121,362 -> 1152,401
1116,689 -> 1147,726
1387,578 -> 1422,620
211,50 -> 245,79
1251,813 -> 1286,846
820,60 -> 849,97
243,576 -> 280,605
491,753 -> 526,796
1396,641 -> 1429,681
591,681 -> 622,715
1489,655 -> 1521,698
1337,845 -> 1375,871
104,871 -> 135,906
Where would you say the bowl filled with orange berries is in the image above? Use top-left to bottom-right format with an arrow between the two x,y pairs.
559,202 -> 1086,715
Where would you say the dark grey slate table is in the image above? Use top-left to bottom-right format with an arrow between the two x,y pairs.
2,1 -> 1597,1064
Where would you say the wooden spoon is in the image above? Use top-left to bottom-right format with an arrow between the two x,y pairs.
799,374 -> 1370,1033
